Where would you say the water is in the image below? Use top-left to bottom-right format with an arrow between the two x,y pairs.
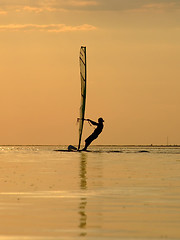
0,145 -> 180,240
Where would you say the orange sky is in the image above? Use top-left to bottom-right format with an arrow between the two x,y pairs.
0,0 -> 180,145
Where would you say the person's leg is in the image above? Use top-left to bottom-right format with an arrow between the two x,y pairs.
82,134 -> 96,150
83,139 -> 92,150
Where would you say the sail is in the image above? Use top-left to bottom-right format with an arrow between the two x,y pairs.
78,46 -> 87,150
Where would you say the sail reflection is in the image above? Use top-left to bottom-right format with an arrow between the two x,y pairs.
79,153 -> 87,236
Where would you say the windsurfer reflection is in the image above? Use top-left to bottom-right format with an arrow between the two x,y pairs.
78,118 -> 104,151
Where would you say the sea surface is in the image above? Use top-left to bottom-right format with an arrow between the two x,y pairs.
0,145 -> 180,240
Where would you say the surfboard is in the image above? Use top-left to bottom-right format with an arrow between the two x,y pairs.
54,148 -> 123,153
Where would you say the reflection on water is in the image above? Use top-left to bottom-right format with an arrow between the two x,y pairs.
79,153 -> 87,190
1,146 -> 180,239
79,153 -> 87,237
78,153 -> 104,237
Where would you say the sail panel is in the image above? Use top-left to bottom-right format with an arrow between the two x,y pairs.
78,46 -> 87,150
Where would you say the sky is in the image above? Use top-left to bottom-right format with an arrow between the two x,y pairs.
0,0 -> 180,145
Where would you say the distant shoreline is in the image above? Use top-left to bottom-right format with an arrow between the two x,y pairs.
0,144 -> 180,147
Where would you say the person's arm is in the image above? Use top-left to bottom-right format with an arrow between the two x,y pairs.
77,118 -> 98,126
86,119 -> 98,126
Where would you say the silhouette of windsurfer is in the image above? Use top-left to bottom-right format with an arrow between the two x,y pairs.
81,117 -> 104,151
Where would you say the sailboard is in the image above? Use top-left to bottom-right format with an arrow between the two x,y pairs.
78,46 -> 87,150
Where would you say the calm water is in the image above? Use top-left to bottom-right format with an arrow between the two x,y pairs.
0,145 -> 180,240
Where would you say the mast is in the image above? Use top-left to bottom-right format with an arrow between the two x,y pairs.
78,46 -> 87,150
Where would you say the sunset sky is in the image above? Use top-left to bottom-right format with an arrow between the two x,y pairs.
0,0 -> 180,145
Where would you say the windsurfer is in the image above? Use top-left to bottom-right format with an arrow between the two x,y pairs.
81,117 -> 104,151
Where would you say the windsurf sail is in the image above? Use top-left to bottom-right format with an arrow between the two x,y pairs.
78,46 -> 87,150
